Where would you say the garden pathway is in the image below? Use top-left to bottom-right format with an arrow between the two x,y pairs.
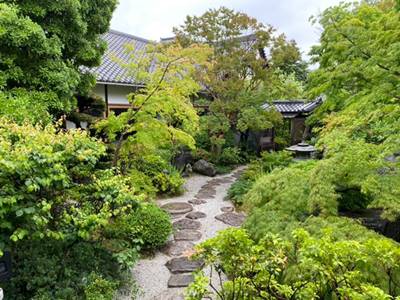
130,167 -> 245,300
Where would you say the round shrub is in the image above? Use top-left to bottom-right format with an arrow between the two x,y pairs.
115,203 -> 172,252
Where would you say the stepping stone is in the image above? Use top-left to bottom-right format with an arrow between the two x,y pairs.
165,256 -> 204,274
174,230 -> 202,241
189,199 -> 207,205
194,191 -> 216,199
173,219 -> 201,230
215,212 -> 246,227
163,241 -> 194,256
167,274 -> 194,287
221,206 -> 234,213
186,211 -> 206,219
161,202 -> 193,215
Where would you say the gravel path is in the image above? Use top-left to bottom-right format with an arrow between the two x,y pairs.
131,167 -> 245,300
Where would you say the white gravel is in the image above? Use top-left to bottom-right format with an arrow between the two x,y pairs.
129,168 -> 243,300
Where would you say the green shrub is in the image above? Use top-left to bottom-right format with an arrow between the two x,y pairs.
130,155 -> 184,195
227,178 -> 254,206
218,147 -> 242,165
109,203 -> 172,252
188,227 -> 400,299
84,273 -> 118,300
2,240 -> 125,300
227,150 -> 295,207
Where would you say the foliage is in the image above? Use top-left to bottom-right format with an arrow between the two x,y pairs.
227,151 -> 294,206
108,203 -> 172,252
218,147 -> 243,165
187,226 -> 400,299
0,0 -> 116,116
305,0 -> 400,219
95,42 -> 211,194
174,7 -> 306,156
2,239 -> 126,300
0,119 -> 143,255
84,273 -> 118,300
0,90 -> 52,125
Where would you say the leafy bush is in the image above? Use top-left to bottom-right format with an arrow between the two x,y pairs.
218,147 -> 242,165
227,150 -> 294,206
108,203 -> 172,252
226,178 -> 253,206
187,226 -> 400,299
2,240 -> 126,300
128,155 -> 185,195
84,273 -> 118,300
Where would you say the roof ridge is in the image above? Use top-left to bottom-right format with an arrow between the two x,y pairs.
108,29 -> 153,43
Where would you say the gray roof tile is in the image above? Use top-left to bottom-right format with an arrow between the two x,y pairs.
81,30 -> 153,85
263,98 -> 323,115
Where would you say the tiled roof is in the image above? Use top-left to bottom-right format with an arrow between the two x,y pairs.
262,98 -> 323,116
81,30 -> 153,85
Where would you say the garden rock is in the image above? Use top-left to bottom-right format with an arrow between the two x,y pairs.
221,206 -> 234,213
163,241 -> 194,257
173,219 -> 201,230
174,230 -> 202,241
165,256 -> 204,274
193,159 -> 216,177
167,274 -> 194,287
188,199 -> 207,205
185,211 -> 207,219
215,212 -> 246,226
161,202 -> 193,215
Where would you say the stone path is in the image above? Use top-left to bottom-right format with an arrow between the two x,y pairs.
130,168 -> 245,300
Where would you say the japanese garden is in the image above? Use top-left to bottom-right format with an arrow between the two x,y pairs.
0,0 -> 399,299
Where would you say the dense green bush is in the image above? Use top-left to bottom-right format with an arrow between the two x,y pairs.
108,203 -> 172,252
187,226 -> 400,299
3,240 -> 126,300
227,151 -> 294,206
218,147 -> 242,165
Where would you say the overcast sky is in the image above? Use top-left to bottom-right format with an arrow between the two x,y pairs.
111,0 -> 344,60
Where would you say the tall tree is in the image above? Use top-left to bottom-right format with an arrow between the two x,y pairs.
174,7 -> 306,155
0,0 -> 117,118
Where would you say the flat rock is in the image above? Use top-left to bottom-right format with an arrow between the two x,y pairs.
161,202 -> 193,215
215,212 -> 246,226
185,211 -> 207,219
173,219 -> 201,230
163,241 -> 194,256
221,206 -> 234,213
189,199 -> 207,205
193,159 -> 216,177
174,230 -> 202,241
153,290 -> 185,300
165,256 -> 204,274
167,274 -> 194,287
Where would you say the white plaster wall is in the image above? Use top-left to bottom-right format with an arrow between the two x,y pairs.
92,83 -> 134,106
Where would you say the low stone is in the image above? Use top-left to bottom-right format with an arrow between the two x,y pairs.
174,230 -> 202,241
165,256 -> 204,274
163,241 -> 194,256
167,274 -> 194,288
161,202 -> 193,215
189,199 -> 207,205
186,211 -> 207,219
221,206 -> 234,213
193,159 -> 217,177
215,212 -> 246,227
173,219 -> 201,230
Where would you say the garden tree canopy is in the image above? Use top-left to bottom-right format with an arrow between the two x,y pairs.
95,42 -> 212,186
306,0 -> 400,219
174,7 -> 306,154
0,0 -> 117,117
0,119 -> 140,256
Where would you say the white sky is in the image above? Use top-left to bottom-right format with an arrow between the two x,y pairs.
111,0 -> 344,60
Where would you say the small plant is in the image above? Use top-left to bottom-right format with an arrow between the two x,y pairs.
218,147 -> 242,165
116,203 -> 173,252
